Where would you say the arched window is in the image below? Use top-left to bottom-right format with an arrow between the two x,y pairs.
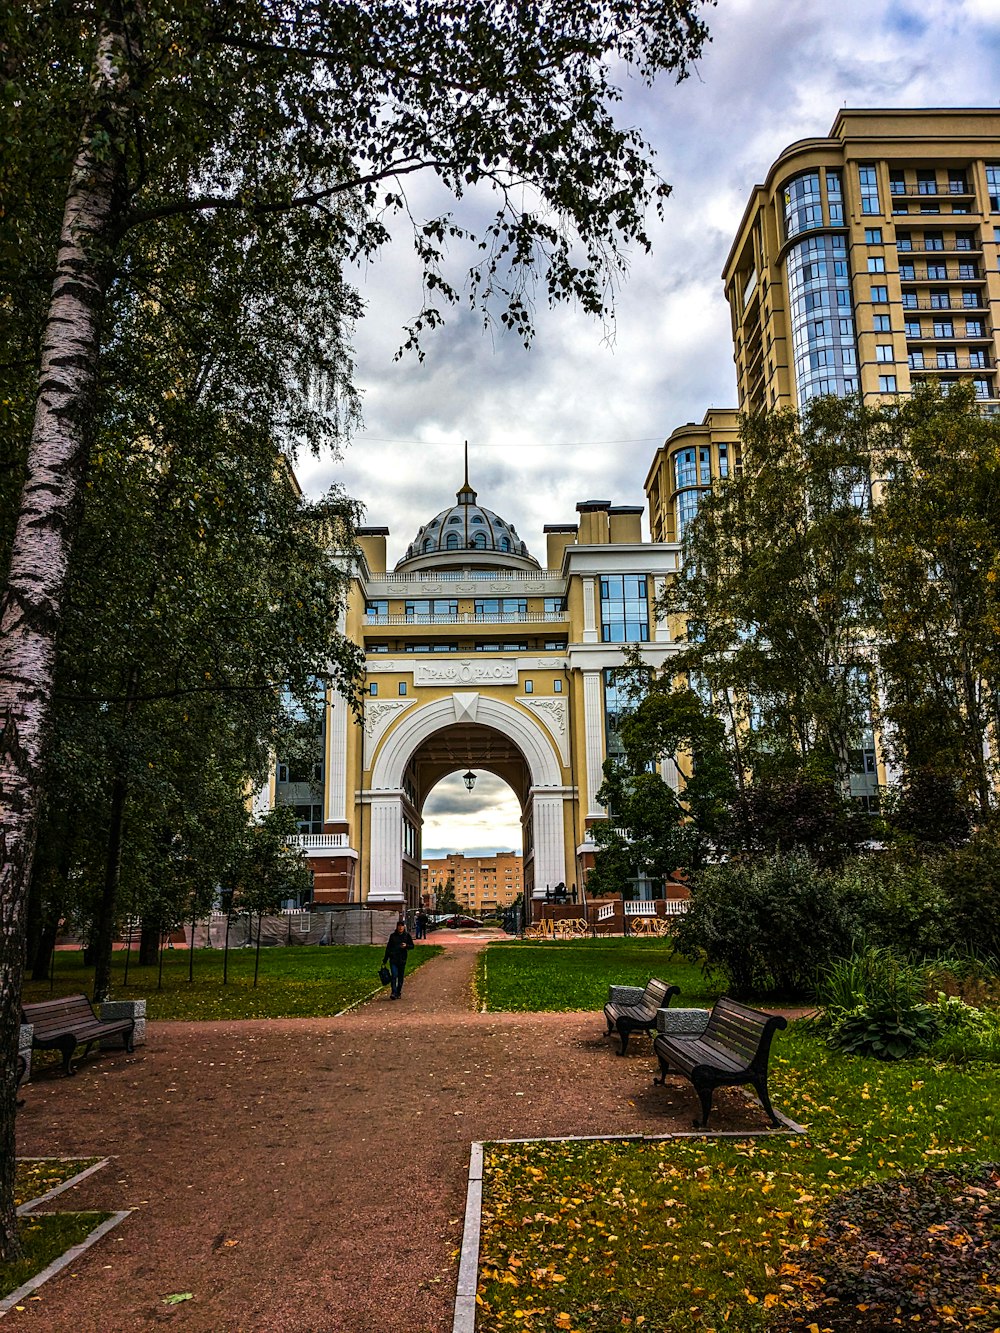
499,537 -> 510,552
448,515 -> 461,524
423,538 -> 434,553
472,532 -> 487,550
471,515 -> 484,524
445,532 -> 460,550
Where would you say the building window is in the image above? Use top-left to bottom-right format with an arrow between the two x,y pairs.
889,172 -> 906,196
926,262 -> 947,280
826,169 -> 844,224
974,378 -> 992,399
986,165 -> 1000,212
968,349 -> 986,369
936,349 -> 957,369
475,597 -> 527,617
786,233 -> 860,410
899,262 -> 915,281
896,231 -> 912,251
958,262 -> 978,280
967,318 -> 985,337
932,318 -> 954,338
445,532 -> 459,549
675,488 -> 700,540
472,533 -> 487,550
864,227 -> 882,244
870,285 -> 888,303
917,170 -> 937,195
674,447 -> 698,489
524,680 -> 533,694
908,351 -> 925,369
879,374 -> 897,393
867,256 -> 885,273
398,681 -> 407,696
873,314 -> 891,332
929,290 -> 951,309
962,290 -> 981,309
875,345 -> 894,362
369,682 -> 378,696
948,170 -> 968,194
905,319 -> 921,337
498,537 -> 510,552
365,599 -> 388,617
858,163 -> 880,215
783,170 -> 823,238
553,679 -> 563,693
718,442 -> 730,478
599,574 -> 649,643
923,231 -> 944,250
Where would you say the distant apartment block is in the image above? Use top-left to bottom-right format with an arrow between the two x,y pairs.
421,852 -> 523,915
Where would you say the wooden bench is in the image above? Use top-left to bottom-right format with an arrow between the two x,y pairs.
21,994 -> 135,1076
603,978 -> 681,1056
653,996 -> 787,1128
15,1053 -> 27,1107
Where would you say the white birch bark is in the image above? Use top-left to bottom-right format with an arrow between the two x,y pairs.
0,20 -> 131,1262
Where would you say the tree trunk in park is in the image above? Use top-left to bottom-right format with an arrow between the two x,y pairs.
91,774 -> 128,1002
0,19 -> 131,1264
138,923 -> 160,968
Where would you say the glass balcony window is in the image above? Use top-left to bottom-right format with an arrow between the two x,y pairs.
966,319 -> 985,337
923,232 -> 944,250
926,263 -> 947,280
896,232 -> 912,251
958,262 -> 978,280
932,320 -> 954,338
962,290 -> 981,308
936,350 -> 958,369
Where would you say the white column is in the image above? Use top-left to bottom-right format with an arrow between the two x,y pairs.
660,756 -> 681,792
530,790 -> 567,899
653,576 -> 671,643
876,679 -> 902,786
583,670 -> 606,817
367,794 -> 405,904
325,691 -> 349,823
582,576 -> 599,643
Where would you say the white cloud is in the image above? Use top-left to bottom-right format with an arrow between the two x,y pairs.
421,771 -> 522,859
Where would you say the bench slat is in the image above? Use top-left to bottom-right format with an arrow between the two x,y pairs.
22,993 -> 136,1076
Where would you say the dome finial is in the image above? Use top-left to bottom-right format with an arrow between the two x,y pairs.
457,439 -> 476,504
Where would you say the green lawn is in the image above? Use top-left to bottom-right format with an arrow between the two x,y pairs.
21,944 -> 441,1020
476,1025 -> 1000,1332
477,938 -> 728,1012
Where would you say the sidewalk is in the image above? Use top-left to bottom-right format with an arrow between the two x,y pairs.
11,933 -> 768,1331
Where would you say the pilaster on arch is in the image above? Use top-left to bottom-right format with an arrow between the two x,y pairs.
368,694 -> 563,791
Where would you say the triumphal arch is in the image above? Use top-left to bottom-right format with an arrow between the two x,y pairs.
265,466 -> 682,920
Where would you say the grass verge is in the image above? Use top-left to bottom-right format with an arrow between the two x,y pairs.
21,944 -> 441,1021
1,1214 -> 113,1301
15,1159 -> 101,1209
477,938 -> 727,1012
476,1025 -> 1000,1332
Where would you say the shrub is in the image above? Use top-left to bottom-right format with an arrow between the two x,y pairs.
672,851 -> 861,999
726,770 -> 870,869
839,854 -> 956,958
940,826 -> 1000,962
927,994 -> 1000,1065
778,1162 -> 1000,1330
815,947 -> 939,1060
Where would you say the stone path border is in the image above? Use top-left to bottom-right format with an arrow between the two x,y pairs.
452,1106 -> 807,1333
3,1158 -> 132,1318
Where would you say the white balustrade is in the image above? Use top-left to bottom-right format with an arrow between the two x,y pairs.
288,833 -> 349,850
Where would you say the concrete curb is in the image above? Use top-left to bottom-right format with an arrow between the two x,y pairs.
0,1211 -> 133,1317
451,1142 -> 483,1333
16,1158 -> 112,1217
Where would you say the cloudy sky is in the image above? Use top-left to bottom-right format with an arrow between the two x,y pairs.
300,0 -> 1000,858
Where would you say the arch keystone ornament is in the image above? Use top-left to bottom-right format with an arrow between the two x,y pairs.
452,691 -> 480,723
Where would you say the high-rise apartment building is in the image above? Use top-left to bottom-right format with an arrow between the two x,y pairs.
421,852 -> 523,915
644,409 -> 739,545
723,109 -> 1000,414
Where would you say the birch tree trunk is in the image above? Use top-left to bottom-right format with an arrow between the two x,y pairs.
0,20 -> 131,1263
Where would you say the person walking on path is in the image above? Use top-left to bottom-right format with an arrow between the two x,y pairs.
383,919 -> 414,999
414,909 -> 429,939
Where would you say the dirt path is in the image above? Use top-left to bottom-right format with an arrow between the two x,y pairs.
11,934 -> 773,1332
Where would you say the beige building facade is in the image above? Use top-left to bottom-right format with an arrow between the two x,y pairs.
723,108 -> 1000,415
260,468 -> 683,918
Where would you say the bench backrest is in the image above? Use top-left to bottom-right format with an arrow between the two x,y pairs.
642,978 -> 679,1011
704,997 -> 787,1069
22,994 -> 100,1038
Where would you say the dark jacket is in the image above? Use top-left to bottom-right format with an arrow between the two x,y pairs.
383,928 -> 414,965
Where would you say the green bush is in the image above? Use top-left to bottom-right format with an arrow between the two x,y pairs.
927,994 -> 1000,1065
814,947 -> 939,1060
672,851 -> 861,999
840,855 -> 956,958
939,826 -> 1000,962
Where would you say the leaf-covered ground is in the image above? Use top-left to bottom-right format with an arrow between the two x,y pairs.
477,939 -> 724,1013
21,944 -> 441,1020
14,1158 -> 100,1209
476,1027 -> 1000,1332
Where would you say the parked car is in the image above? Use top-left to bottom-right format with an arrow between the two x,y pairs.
439,914 -> 484,929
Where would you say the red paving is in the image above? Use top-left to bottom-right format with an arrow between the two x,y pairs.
11,933 -> 783,1331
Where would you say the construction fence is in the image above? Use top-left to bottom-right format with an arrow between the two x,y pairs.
184,907 -> 402,949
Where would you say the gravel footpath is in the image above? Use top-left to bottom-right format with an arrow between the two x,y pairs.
11,933 -> 775,1332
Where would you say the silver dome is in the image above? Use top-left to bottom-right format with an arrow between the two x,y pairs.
395,475 -> 539,571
